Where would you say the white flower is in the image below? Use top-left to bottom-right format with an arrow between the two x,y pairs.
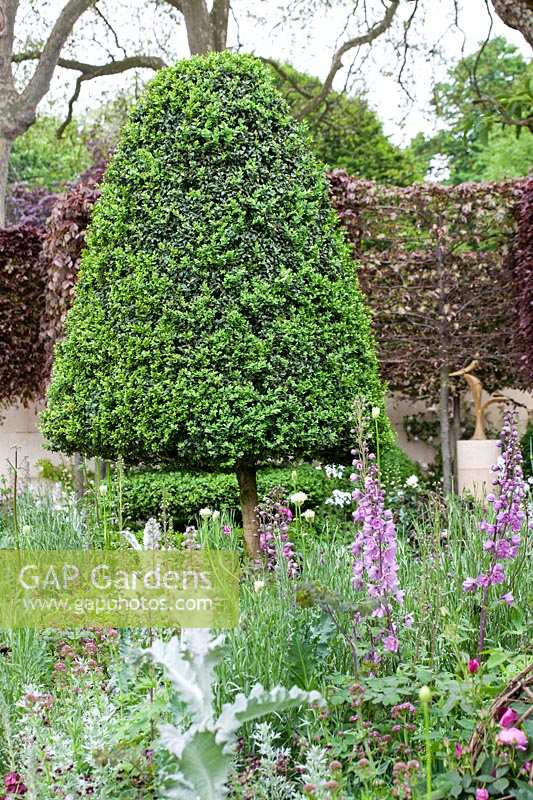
325,489 -> 352,507
143,517 -> 162,549
211,510 -> 220,521
324,464 -> 344,479
98,483 -> 108,496
199,507 -> 213,519
405,475 -> 419,488
290,491 -> 308,506
253,580 -> 265,593
302,509 -> 316,522
371,406 -> 381,419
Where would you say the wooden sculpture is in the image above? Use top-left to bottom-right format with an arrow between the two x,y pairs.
450,360 -> 509,440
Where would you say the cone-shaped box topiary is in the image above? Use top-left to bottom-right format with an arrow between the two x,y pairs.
41,52 -> 391,555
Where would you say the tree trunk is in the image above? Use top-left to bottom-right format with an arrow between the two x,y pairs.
0,136 -> 11,226
439,365 -> 453,496
210,0 -> 230,51
236,463 -> 259,557
72,452 -> 85,500
169,0 -> 229,54
451,393 -> 461,490
491,0 -> 533,49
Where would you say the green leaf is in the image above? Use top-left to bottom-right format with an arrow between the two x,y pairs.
165,731 -> 233,800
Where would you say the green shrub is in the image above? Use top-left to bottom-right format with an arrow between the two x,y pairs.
121,464 -> 326,527
120,446 -> 419,528
41,52 -> 390,551
379,446 -> 422,490
9,117 -> 90,190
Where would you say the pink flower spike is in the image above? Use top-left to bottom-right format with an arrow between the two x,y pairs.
499,708 -> 519,728
467,658 -> 480,674
501,591 -> 514,606
454,743 -> 463,759
495,726 -> 528,751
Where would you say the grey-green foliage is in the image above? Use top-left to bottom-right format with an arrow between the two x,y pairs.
41,51 -> 390,469
137,629 -> 322,799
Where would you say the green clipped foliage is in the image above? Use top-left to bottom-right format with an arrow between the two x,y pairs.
42,52 -> 389,469
120,445 -> 419,527
379,446 -> 422,491
121,464 -> 330,527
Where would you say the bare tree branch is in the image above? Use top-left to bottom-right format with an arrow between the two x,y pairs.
260,57 -> 314,98
13,51 -> 167,74
21,0 -> 97,110
93,2 -> 128,58
57,71 -> 83,137
294,0 -> 400,119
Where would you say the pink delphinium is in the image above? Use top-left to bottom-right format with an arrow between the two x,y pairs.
462,409 -> 528,653
257,494 -> 299,578
351,452 -> 403,658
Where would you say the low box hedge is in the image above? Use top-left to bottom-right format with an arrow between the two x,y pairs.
120,445 -> 420,528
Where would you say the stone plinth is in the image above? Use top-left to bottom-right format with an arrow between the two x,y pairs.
456,439 -> 499,499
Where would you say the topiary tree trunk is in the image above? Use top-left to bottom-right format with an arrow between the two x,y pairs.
236,464 -> 259,557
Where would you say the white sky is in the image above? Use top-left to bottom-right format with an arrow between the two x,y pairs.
15,0 -> 531,147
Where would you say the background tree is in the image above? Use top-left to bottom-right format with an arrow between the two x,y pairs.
329,170 -> 529,493
41,53 -> 390,554
409,38 -> 532,184
9,116 -> 91,189
2,0 -> 532,225
0,0 -> 165,225
270,62 -> 423,185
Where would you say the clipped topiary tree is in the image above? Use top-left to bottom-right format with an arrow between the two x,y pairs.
41,52 -> 390,555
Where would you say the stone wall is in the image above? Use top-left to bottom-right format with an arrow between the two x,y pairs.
1,390 -> 531,482
0,403 -> 66,482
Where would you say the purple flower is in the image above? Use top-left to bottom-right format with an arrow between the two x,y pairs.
475,789 -> 489,800
351,453 -> 402,656
258,494 -> 299,578
4,772 -> 27,795
383,634 -> 399,653
467,658 -> 480,675
496,726 -> 528,751
464,410 -> 527,653
499,708 -> 519,728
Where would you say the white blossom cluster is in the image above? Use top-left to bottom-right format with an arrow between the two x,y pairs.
325,489 -> 352,507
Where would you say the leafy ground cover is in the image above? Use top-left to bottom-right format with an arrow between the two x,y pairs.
0,413 -> 530,799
